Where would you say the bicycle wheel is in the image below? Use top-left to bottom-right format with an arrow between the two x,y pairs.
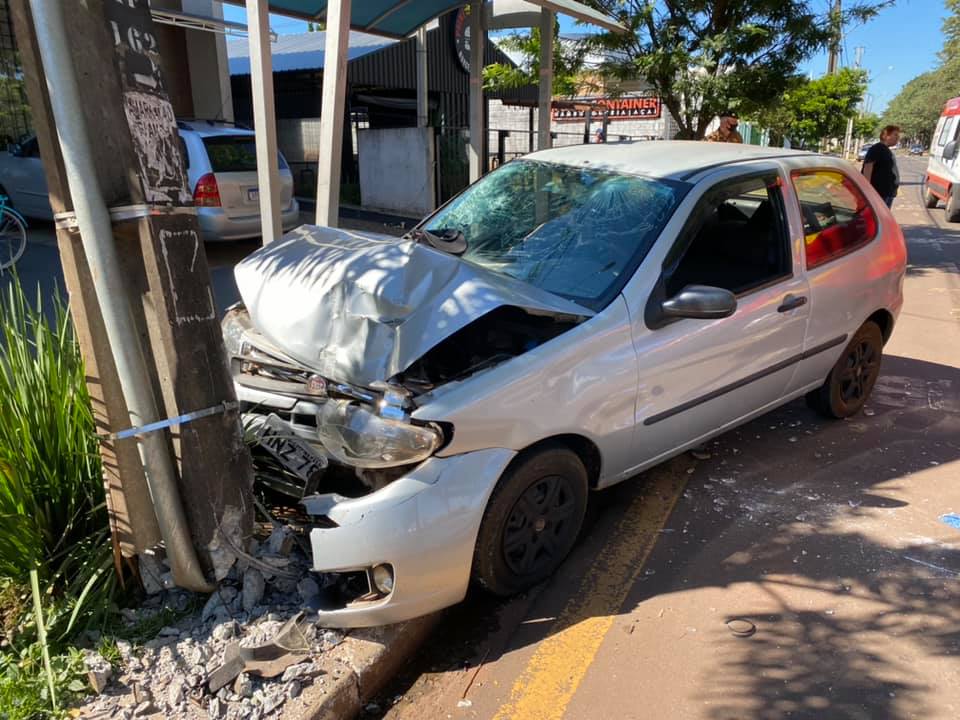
0,208 -> 27,270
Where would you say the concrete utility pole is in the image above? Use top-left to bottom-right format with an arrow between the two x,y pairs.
537,8 -> 554,151
11,0 -> 253,587
843,46 -> 865,158
826,0 -> 842,75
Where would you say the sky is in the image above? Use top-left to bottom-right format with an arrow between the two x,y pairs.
221,0 -> 950,115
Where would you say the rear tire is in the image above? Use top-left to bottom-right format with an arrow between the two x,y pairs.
806,321 -> 883,419
946,188 -> 960,223
923,178 -> 939,208
472,446 -> 588,597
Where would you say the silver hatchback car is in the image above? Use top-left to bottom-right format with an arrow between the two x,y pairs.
0,120 -> 299,241
224,142 -> 906,627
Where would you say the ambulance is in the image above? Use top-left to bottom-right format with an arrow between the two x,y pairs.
924,96 -> 960,222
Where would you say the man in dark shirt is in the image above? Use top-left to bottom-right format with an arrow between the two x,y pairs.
862,125 -> 901,207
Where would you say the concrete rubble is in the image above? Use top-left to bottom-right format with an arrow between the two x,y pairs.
78,529 -> 346,720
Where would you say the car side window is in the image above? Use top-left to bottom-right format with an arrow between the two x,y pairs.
937,117 -> 957,146
791,170 -> 878,270
664,174 -> 791,297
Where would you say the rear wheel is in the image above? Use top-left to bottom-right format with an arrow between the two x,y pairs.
946,188 -> 960,223
923,177 -> 939,208
0,207 -> 27,270
806,321 -> 883,419
472,446 -> 588,596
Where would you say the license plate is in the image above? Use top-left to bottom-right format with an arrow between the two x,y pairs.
256,414 -> 327,482
247,188 -> 259,202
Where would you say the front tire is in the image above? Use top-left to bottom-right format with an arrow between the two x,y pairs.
806,321 -> 883,419
472,446 -> 588,596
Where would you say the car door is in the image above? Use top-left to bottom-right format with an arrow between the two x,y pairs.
928,114 -> 960,197
788,167 -> 888,389
620,166 -> 811,474
5,137 -> 51,219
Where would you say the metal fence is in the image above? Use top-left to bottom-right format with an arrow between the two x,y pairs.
0,0 -> 31,146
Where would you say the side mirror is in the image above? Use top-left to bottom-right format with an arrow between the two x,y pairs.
944,140 -> 958,161
661,285 -> 737,320
7,143 -> 21,157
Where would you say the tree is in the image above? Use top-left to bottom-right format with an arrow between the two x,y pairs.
576,0 -> 883,139
783,68 -> 867,147
483,24 -> 591,96
883,0 -> 960,144
854,111 -> 881,139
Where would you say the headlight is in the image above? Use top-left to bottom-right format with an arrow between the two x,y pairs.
316,399 -> 441,469
222,304 -> 252,357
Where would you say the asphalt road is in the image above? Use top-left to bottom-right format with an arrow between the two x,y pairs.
374,155 -> 960,720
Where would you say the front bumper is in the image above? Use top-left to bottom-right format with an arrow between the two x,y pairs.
197,200 -> 301,241
304,448 -> 515,628
235,382 -> 516,627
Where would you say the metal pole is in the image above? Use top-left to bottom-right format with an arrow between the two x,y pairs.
28,0 -> 211,592
537,9 -> 554,150
416,26 -> 428,129
315,0 -> 351,227
468,2 -> 485,182
245,0 -> 282,244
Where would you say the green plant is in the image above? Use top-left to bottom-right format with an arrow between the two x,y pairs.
0,641 -> 87,720
0,276 -> 115,640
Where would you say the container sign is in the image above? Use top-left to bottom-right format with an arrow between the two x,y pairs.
552,96 -> 662,123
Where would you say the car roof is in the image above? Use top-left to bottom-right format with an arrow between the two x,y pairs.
524,140 -> 817,181
177,120 -> 254,138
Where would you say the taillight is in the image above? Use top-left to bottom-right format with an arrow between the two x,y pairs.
193,173 -> 221,207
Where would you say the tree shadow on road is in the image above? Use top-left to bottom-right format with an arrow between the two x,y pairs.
607,353 -> 960,720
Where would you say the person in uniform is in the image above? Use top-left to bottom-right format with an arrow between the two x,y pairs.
705,111 -> 743,143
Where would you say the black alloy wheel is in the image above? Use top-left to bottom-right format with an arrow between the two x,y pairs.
473,446 -> 588,596
502,474 -> 579,577
807,321 -> 883,419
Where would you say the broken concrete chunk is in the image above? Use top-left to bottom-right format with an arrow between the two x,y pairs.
265,526 -> 295,556
286,680 -> 302,700
280,662 -> 317,683
212,619 -> 239,642
165,680 -> 184,709
137,552 -> 168,596
83,650 -> 112,694
242,568 -> 266,612
234,672 -> 254,699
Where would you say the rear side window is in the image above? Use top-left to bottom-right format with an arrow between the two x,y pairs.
937,117 -> 958,146
791,170 -> 878,270
201,136 -> 288,172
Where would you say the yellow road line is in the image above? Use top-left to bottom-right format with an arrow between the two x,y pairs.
492,466 -> 689,720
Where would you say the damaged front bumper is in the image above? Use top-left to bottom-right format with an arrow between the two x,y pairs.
303,448 -> 515,627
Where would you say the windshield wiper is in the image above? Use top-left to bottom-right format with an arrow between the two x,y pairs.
404,227 -> 468,256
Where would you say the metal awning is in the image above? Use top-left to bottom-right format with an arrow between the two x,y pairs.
222,0 -> 626,38
150,8 -> 277,40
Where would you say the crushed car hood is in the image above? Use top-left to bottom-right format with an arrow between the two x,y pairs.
234,225 -> 593,387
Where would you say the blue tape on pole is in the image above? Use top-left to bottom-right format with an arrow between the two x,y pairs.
103,401 -> 238,441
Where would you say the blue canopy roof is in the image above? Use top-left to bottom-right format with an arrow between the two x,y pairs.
223,1 -> 469,38
223,1 -> 625,39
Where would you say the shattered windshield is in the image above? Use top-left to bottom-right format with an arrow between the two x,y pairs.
422,159 -> 687,310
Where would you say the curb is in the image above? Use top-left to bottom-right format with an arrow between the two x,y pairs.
283,614 -> 440,720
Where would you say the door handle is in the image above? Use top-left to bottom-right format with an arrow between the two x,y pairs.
777,294 -> 808,312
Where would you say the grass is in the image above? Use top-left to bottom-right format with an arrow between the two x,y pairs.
0,276 -> 119,718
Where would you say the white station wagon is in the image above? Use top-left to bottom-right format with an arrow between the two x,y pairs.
223,142 -> 906,627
